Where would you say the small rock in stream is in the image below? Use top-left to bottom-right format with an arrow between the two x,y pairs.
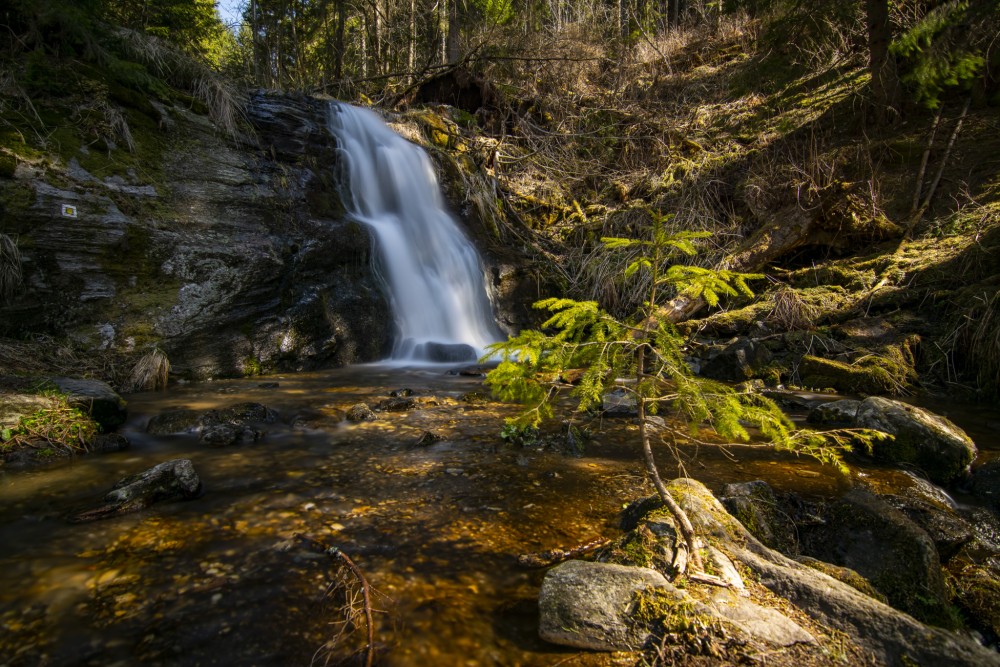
413,431 -> 442,447
70,459 -> 202,523
346,404 -> 377,422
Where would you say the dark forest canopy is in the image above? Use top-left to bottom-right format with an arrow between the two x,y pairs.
1,0 -> 997,111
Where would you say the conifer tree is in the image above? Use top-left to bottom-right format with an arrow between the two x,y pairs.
485,210 -> 879,576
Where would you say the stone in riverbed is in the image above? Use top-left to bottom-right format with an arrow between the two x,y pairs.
146,403 -> 274,444
855,396 -> 977,485
807,399 -> 861,425
422,342 -> 477,363
71,459 -> 202,522
346,403 -> 377,422
51,377 -> 127,430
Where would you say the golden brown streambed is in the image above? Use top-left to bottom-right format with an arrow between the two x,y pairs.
0,365 -> 912,667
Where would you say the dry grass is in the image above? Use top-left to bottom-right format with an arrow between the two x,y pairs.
0,233 -> 23,304
114,28 -> 246,139
124,347 -> 170,392
955,290 -> 1000,394
767,284 -> 816,331
0,335 -> 130,389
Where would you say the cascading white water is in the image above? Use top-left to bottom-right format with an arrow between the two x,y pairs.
327,103 -> 501,363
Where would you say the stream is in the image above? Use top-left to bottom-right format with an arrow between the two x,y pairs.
1,365 -> 995,666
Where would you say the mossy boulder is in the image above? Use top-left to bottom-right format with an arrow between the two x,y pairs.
856,396 -> 977,485
946,546 -> 1000,644
796,556 -> 887,603
798,489 -> 953,627
798,354 -> 910,395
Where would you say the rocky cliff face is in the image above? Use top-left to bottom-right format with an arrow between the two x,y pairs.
0,92 -> 393,379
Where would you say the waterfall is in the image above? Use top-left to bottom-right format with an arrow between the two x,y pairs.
327,103 -> 501,363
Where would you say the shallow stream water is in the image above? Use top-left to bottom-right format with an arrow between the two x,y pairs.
0,366 -> 991,666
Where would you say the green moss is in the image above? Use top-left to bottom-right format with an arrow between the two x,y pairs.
606,524 -> 670,571
2,395 -> 100,457
799,354 -> 911,395
243,357 -> 263,377
947,561 -> 1000,639
631,587 -> 717,637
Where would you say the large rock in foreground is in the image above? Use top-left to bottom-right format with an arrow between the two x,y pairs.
539,560 -> 669,650
664,478 -> 1000,667
798,489 -> 951,626
855,396 -> 977,484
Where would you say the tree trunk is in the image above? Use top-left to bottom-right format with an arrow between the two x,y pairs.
335,0 -> 346,80
408,0 -> 416,81
636,345 -> 702,574
446,0 -> 462,63
866,0 -> 899,124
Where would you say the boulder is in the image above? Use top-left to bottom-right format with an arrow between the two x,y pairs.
700,338 -> 773,382
798,489 -> 951,626
875,477 -> 973,562
658,479 -> 1000,666
855,397 -> 977,485
421,342 -> 477,363
806,399 -> 861,425
704,589 -> 814,646
375,397 -> 415,412
51,377 -> 127,430
71,459 -> 202,522
145,403 -> 272,445
720,480 -> 797,554
538,560 -> 671,650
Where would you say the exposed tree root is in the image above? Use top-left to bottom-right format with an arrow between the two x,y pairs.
296,534 -> 376,667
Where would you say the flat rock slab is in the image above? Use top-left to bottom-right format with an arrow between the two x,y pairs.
0,393 -> 54,430
707,590 -> 815,647
539,560 -> 670,650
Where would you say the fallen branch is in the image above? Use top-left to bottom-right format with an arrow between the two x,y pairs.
296,534 -> 375,667
906,97 -> 971,235
910,106 -> 942,216
517,537 -> 612,568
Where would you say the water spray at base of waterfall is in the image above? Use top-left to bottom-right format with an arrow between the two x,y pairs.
327,103 -> 502,365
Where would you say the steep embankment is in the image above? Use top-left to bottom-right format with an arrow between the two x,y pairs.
1,90 -> 392,380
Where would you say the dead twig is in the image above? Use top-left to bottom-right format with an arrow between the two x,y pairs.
517,537 -> 612,568
296,534 -> 376,667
